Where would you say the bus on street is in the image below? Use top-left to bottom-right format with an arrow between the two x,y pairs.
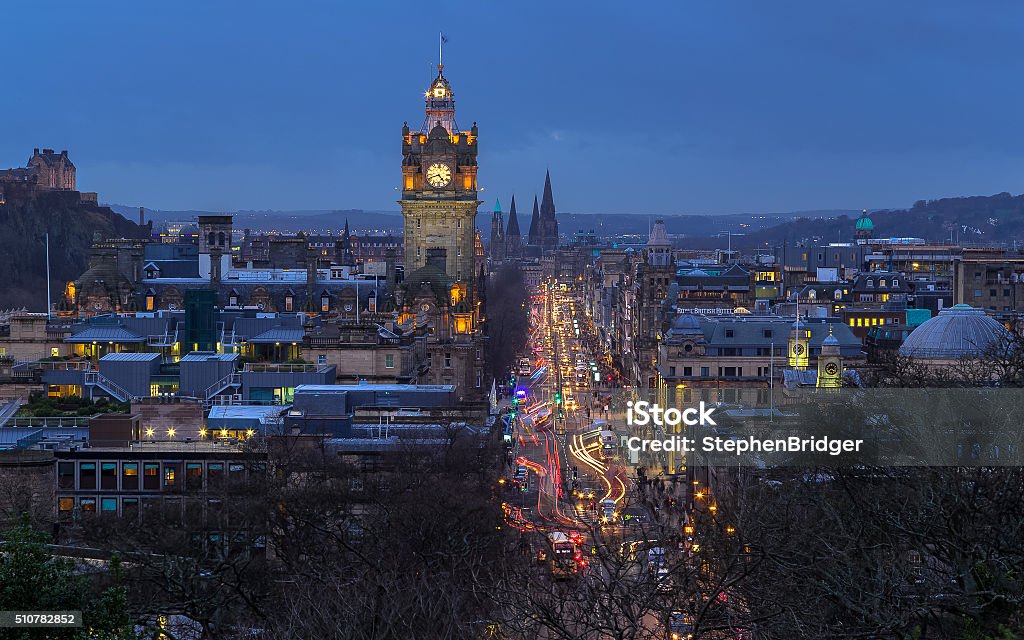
547,531 -> 578,579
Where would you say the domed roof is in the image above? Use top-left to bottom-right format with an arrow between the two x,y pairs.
898,304 -> 1008,359
671,314 -> 702,331
855,212 -> 874,230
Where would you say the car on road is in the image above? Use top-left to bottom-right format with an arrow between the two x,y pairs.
600,498 -> 617,526
666,612 -> 693,640
574,488 -> 596,501
648,546 -> 667,571
620,507 -> 649,529
655,567 -> 674,593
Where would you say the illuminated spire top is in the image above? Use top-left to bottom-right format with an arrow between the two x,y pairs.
423,34 -> 457,133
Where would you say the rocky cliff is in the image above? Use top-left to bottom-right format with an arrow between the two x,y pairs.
0,192 -> 147,311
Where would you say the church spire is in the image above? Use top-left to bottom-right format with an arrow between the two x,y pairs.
505,194 -> 522,259
489,199 -> 506,264
506,195 -> 520,237
541,169 -> 555,220
539,170 -> 558,249
528,195 -> 541,246
341,218 -> 355,267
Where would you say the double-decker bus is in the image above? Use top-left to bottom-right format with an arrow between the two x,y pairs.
517,357 -> 533,376
547,531 -> 578,579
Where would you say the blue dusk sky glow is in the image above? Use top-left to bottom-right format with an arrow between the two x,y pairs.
3,0 -> 1023,215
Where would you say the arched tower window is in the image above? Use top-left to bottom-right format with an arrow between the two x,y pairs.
218,232 -> 226,246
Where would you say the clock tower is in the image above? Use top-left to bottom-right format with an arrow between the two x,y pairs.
400,62 -> 480,290
788,318 -> 810,369
816,326 -> 843,389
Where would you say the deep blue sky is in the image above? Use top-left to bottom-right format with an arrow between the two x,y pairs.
4,1 -> 1023,215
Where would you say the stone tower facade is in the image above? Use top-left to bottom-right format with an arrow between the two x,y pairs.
28,148 -> 76,191
505,194 -> 522,259
816,328 -> 843,389
539,170 -> 559,249
399,63 -> 480,290
197,215 -> 233,282
489,199 -> 506,264
526,170 -> 559,254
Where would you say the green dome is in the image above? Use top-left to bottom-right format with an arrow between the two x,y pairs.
855,213 -> 874,230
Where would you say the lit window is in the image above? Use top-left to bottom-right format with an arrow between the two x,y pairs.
385,354 -> 395,369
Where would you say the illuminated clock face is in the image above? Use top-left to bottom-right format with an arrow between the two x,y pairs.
426,163 -> 451,188
794,343 -> 806,356
824,362 -> 839,376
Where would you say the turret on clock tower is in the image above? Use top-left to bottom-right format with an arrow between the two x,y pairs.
816,326 -> 843,389
400,62 -> 480,291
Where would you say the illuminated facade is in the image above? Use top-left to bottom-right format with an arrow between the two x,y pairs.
399,63 -> 480,287
394,59 -> 485,401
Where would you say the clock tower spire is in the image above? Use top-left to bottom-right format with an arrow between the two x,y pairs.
399,55 -> 480,285
395,44 -> 485,403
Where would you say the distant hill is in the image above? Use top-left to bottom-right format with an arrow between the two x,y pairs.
103,192 -> 1024,254
109,204 -> 856,238
107,205 -> 403,234
548,210 -> 857,240
732,193 -> 1024,249
0,193 -> 146,311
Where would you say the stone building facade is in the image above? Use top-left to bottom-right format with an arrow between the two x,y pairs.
0,148 -> 76,201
